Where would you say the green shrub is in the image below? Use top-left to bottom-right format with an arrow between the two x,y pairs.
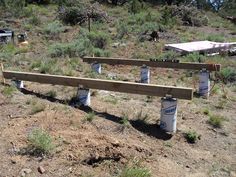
31,59 -> 60,74
129,0 -> 144,14
161,5 -> 208,27
49,28 -> 110,57
120,113 -> 130,127
2,86 -> 17,97
117,22 -> 129,39
203,108 -> 210,115
45,90 -> 57,98
0,0 -> 26,16
183,52 -> 204,62
59,6 -> 86,25
208,114 -> 225,128
87,31 -> 109,49
30,103 -> 46,115
28,128 -> 54,155
103,96 -> 118,105
119,165 -> 151,177
43,21 -> 65,37
28,14 -> 41,25
184,130 -> 200,143
85,111 -> 95,122
206,34 -> 225,42
157,51 -> 179,60
217,67 -> 236,84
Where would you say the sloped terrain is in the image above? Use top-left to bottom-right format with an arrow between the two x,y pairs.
0,1 -> 236,177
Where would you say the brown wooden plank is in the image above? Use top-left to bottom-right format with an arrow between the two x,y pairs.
83,56 -> 221,71
2,70 -> 193,100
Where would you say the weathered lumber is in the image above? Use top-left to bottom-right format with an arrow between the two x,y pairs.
83,56 -> 221,71
2,70 -> 193,100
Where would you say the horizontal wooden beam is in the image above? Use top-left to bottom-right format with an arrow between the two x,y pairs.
2,71 -> 193,100
83,57 -> 221,71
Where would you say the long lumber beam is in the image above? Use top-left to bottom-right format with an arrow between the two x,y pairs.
2,70 -> 193,100
83,56 -> 221,71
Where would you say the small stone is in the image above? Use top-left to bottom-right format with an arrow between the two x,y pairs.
38,166 -> 45,174
11,159 -> 17,164
111,140 -> 120,147
20,168 -> 32,176
111,42 -> 120,48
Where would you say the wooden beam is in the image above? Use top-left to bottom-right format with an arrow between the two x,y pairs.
2,71 -> 193,100
83,56 -> 221,71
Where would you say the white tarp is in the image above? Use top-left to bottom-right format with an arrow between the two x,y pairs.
165,41 -> 236,53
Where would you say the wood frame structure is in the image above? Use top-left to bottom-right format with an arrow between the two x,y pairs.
83,56 -> 221,71
2,70 -> 193,100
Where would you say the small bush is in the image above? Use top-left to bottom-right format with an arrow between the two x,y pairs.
2,86 -> 16,97
30,103 -> 46,115
129,0 -> 144,14
103,96 -> 118,105
217,67 -> 236,84
43,21 -> 65,38
183,52 -> 204,62
28,14 -> 41,25
206,34 -> 225,42
208,114 -> 225,128
120,113 -> 130,127
185,130 -> 200,143
59,6 -> 87,25
157,51 -> 179,61
85,111 -> 95,122
119,165 -> 151,177
28,128 -> 54,155
87,31 -> 109,49
161,5 -> 208,27
49,28 -> 110,58
203,108 -> 210,115
45,90 -> 57,98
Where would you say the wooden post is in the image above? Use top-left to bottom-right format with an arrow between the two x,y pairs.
0,63 -> 5,84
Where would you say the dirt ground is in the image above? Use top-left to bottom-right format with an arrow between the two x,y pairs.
0,2 -> 236,177
0,65 -> 235,177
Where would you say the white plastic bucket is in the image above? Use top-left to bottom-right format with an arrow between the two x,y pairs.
160,97 -> 177,132
77,89 -> 90,106
91,62 -> 101,74
199,70 -> 210,97
12,80 -> 24,89
140,66 -> 150,84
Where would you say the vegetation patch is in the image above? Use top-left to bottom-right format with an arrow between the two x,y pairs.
28,128 -> 54,156
184,130 -> 200,144
217,67 -> 236,84
30,102 -> 46,115
2,85 -> 17,97
84,111 -> 96,122
208,114 -> 225,128
49,28 -> 110,58
119,160 -> 151,177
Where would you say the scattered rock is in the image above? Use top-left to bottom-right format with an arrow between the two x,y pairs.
111,42 -> 120,48
20,168 -> 32,177
111,140 -> 120,147
38,166 -> 45,174
11,159 -> 17,164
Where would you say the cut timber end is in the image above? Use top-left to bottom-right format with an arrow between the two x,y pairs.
83,57 -> 221,71
0,63 -> 5,84
2,70 -> 193,100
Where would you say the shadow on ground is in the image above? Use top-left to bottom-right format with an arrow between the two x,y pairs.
20,88 -> 172,140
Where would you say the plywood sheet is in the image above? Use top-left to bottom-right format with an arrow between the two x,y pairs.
165,41 -> 236,53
